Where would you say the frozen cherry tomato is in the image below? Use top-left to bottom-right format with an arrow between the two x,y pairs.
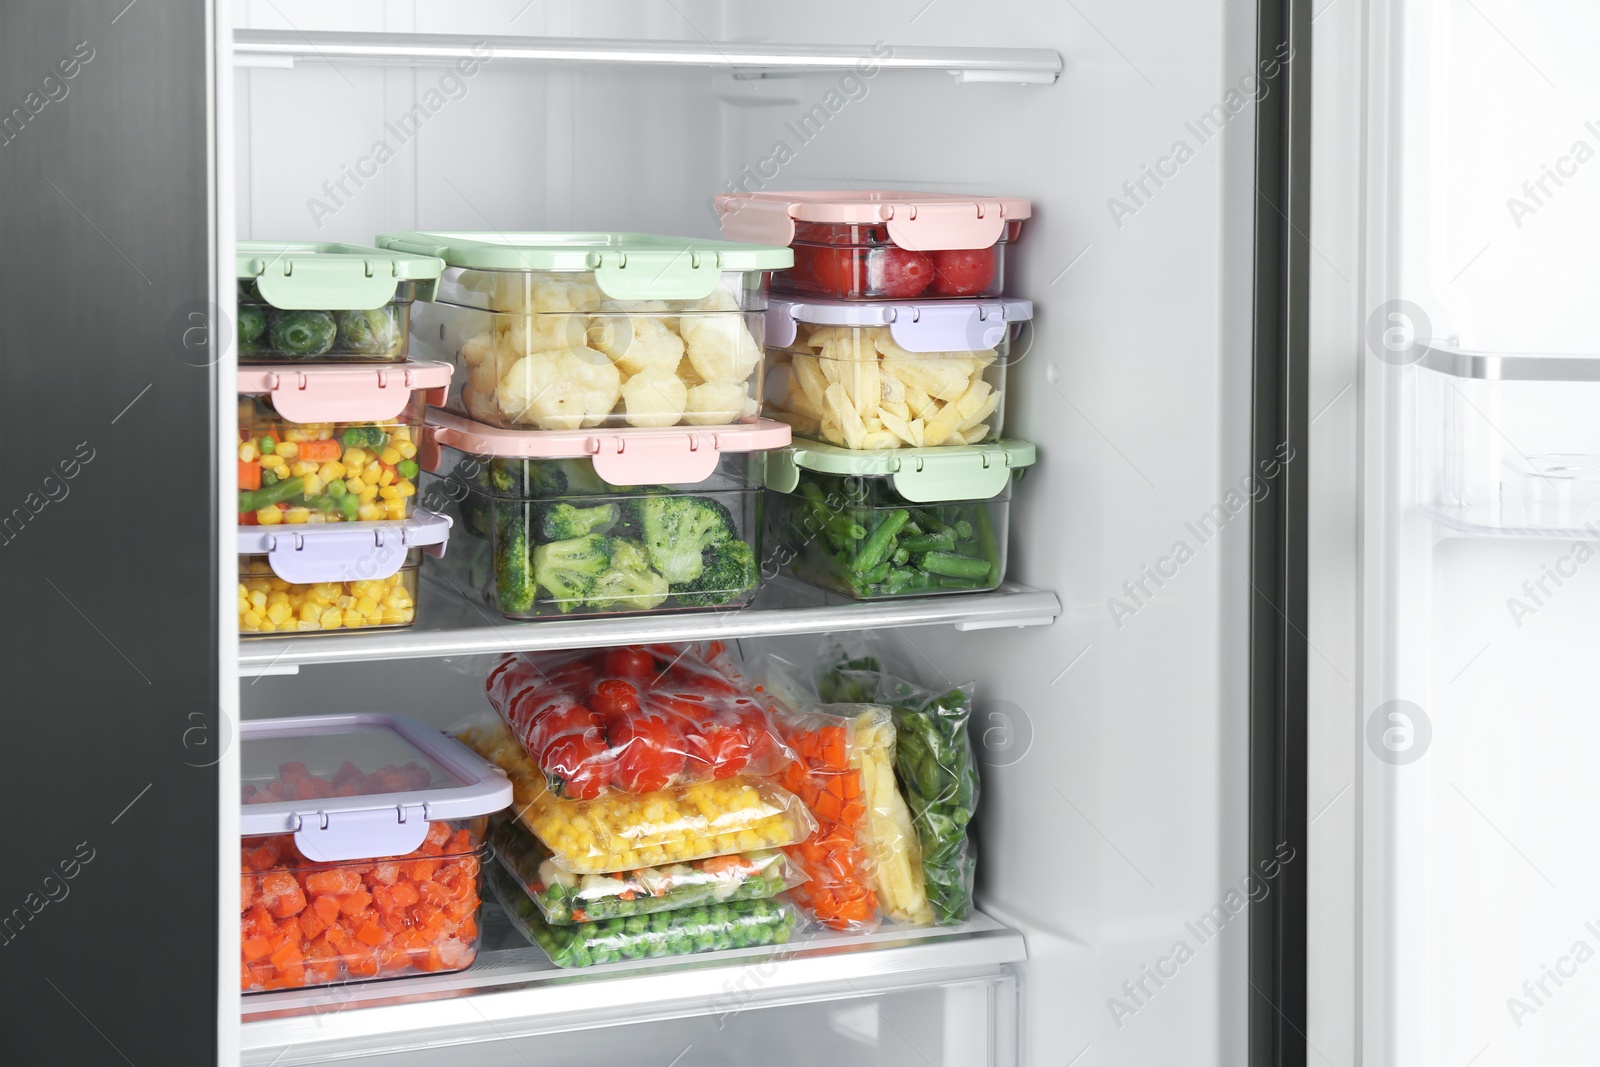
610,716 -> 687,794
930,247 -> 997,296
543,730 -> 611,800
869,247 -> 934,298
525,703 -> 599,763
603,647 -> 656,681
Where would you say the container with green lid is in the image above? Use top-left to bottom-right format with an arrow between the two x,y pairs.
237,241 -> 443,364
762,439 -> 1035,600
375,231 -> 792,434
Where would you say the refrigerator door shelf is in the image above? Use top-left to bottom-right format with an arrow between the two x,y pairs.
1419,341 -> 1600,382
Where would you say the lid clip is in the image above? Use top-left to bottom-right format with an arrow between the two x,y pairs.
292,804 -> 431,863
591,432 -> 720,487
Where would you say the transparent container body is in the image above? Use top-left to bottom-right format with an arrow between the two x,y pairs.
419,445 -> 762,619
237,391 -> 424,526
763,472 -> 1014,599
767,323 -> 1007,448
1418,367 -> 1600,535
489,816 -> 801,925
487,858 -> 799,968
240,826 -> 485,993
238,279 -> 421,363
410,269 -> 769,431
781,221 -> 1021,301
238,548 -> 421,635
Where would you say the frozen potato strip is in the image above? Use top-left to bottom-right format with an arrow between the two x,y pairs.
824,383 -> 868,450
792,354 -> 830,415
920,394 -> 966,447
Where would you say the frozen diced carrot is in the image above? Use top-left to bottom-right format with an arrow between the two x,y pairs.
305,868 -> 359,896
339,890 -> 372,916
269,940 -> 303,971
312,895 -> 342,925
324,924 -> 349,950
346,948 -> 379,979
355,921 -> 388,947
298,905 -> 326,942
242,936 -> 273,962
388,881 -> 420,908
244,843 -> 280,871
243,905 -> 275,938
365,862 -> 400,887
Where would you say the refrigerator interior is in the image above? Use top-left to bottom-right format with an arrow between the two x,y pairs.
1311,1 -> 1600,1064
231,0 -> 1260,1063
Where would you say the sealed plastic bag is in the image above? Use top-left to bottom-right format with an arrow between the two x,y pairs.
488,859 -> 800,968
484,644 -> 795,799
460,722 -> 815,874
488,814 -> 803,925
817,636 -> 979,925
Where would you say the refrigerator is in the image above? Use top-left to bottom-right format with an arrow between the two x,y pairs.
20,0 -> 1577,1064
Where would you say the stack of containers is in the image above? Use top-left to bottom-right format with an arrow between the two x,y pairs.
239,714 -> 511,991
714,192 -> 1038,599
460,646 -> 814,967
235,242 -> 455,636
373,231 -> 795,619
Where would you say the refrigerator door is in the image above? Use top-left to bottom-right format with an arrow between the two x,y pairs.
0,1 -> 230,1065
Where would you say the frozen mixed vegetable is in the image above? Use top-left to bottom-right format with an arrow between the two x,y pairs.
770,473 -> 1003,598
238,399 -> 420,525
818,642 -> 979,925
489,816 -> 799,925
240,761 -> 483,992
772,324 -> 1001,449
237,552 -> 418,635
460,722 -> 815,874
489,860 -> 798,968
483,646 -> 794,798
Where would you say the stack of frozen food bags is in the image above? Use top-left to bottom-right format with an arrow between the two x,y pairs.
235,241 -> 454,637
714,191 -> 1038,602
460,644 -> 813,967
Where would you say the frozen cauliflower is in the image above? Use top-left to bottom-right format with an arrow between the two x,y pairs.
681,314 -> 761,385
497,347 -> 622,430
684,381 -> 749,426
485,271 -> 604,315
501,312 -> 590,355
620,366 -> 689,428
589,300 -> 685,378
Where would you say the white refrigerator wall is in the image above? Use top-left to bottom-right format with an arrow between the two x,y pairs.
234,1 -> 1259,1063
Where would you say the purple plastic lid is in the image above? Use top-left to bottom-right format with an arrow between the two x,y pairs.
240,714 -> 512,862
239,510 -> 451,584
766,296 -> 1033,353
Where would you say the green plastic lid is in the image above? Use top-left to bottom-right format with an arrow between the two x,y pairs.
764,439 -> 1036,503
238,241 -> 443,310
373,231 -> 793,302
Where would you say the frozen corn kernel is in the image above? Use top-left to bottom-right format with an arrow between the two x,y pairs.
276,440 -> 299,459
318,461 -> 345,482
284,507 -> 310,524
260,454 -> 286,470
380,447 -> 401,465
238,556 -> 423,636
239,441 -> 258,462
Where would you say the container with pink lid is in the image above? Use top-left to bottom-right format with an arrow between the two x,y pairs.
416,411 -> 789,620
715,190 -> 1032,301
237,360 -> 452,527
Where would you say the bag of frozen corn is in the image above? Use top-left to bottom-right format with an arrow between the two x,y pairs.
459,722 -> 815,875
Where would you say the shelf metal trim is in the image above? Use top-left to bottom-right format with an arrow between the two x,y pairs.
1418,342 -> 1600,382
238,581 -> 1060,669
233,30 -> 1064,83
240,913 -> 1026,1060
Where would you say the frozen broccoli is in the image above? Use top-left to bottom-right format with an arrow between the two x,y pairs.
591,538 -> 670,611
237,305 -> 267,356
538,501 -> 619,542
638,496 -> 736,584
494,514 -> 536,614
268,309 -> 337,358
671,538 -> 758,607
335,307 -> 397,355
488,459 -> 579,500
532,533 -> 613,613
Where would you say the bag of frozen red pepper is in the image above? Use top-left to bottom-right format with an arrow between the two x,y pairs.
483,643 -> 796,799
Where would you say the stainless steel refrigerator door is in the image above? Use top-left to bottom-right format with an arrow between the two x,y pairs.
0,1 -> 226,1063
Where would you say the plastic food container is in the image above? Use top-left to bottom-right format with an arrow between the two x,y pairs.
238,241 -> 442,363
239,714 -> 512,992
762,439 -> 1036,599
488,815 -> 801,925
237,511 -> 450,635
375,231 -> 791,431
417,410 -> 786,619
715,190 -> 1031,301
237,362 -> 451,526
488,859 -> 799,969
765,297 -> 1030,448
460,723 -> 817,875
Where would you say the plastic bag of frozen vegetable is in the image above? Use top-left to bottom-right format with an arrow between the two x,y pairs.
816,635 -> 979,925
487,814 -> 803,925
488,859 -> 800,968
459,721 -> 815,875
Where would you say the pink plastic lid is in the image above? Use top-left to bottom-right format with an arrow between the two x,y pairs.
715,190 -> 1032,251
237,360 -> 454,423
421,409 -> 791,487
